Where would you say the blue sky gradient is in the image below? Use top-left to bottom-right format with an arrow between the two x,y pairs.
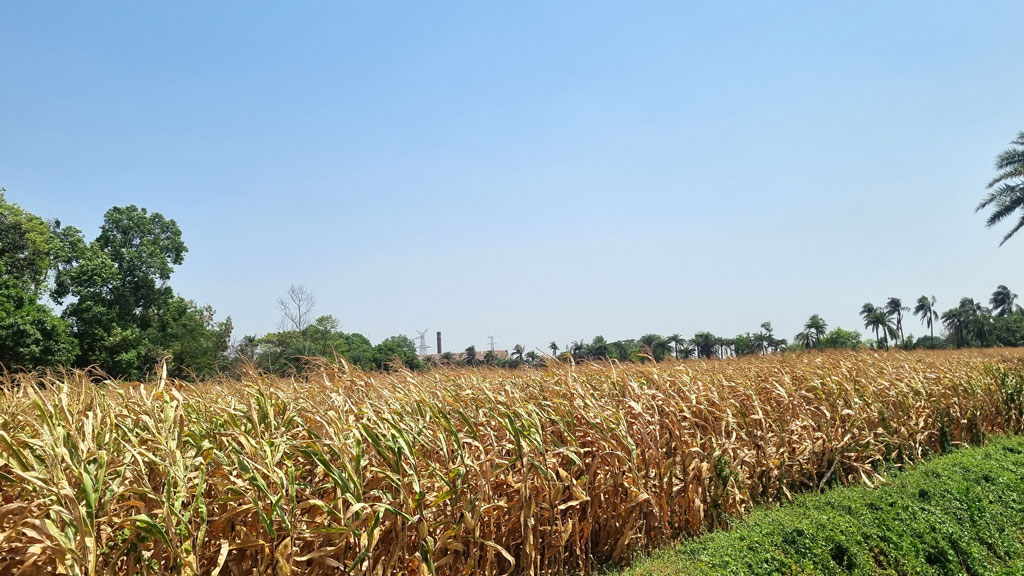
3,2 -> 1023,352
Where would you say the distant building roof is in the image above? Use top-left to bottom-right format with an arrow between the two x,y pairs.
420,349 -> 509,361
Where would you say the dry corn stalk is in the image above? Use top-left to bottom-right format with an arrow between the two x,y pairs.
0,349 -> 1022,575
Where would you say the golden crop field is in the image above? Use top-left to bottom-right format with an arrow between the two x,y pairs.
2,349 -> 1023,576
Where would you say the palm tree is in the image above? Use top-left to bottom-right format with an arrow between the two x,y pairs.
864,308 -> 896,349
758,321 -> 775,354
970,307 -> 996,347
666,333 -> 685,360
976,131 -> 1024,245
548,341 -> 559,357
793,331 -> 812,349
692,332 -> 717,359
990,285 -> 1019,317
564,339 -> 584,361
638,333 -> 669,361
678,341 -> 697,359
511,344 -> 525,363
941,307 -> 967,348
861,305 -> 880,347
804,315 -> 828,348
464,345 -> 478,366
914,295 -> 939,346
886,297 -> 909,345
716,337 -> 735,358
751,331 -> 769,355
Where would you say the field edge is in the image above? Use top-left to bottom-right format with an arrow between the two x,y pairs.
613,434 -> 1024,576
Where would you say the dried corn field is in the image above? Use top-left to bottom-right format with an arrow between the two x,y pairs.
2,350 -> 1024,576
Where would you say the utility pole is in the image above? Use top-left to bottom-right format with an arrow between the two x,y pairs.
487,336 -> 496,352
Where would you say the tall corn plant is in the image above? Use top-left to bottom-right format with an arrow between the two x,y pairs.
1,350 -> 1024,575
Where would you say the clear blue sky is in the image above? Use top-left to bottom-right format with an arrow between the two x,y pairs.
3,2 -> 1022,353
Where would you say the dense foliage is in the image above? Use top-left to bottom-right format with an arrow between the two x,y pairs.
0,193 -> 230,379
239,318 -> 422,373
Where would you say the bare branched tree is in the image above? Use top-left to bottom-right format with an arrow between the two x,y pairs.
277,284 -> 316,332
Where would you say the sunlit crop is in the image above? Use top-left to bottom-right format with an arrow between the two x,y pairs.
1,349 -> 1023,575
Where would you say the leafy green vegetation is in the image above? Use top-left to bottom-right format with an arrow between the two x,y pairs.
616,435 -> 1024,576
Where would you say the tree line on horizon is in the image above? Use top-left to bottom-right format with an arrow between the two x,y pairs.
462,287 -> 1023,369
3,130 -> 1024,377
233,284 -> 1024,372
3,193 -> 1024,378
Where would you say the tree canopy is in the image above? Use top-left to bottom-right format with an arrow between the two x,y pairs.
0,197 -> 230,379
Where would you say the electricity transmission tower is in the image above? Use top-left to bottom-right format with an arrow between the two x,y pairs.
415,329 -> 431,355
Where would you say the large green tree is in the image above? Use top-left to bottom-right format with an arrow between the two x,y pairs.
372,335 -> 422,371
820,327 -> 863,349
52,205 -> 229,379
732,333 -> 757,356
977,131 -> 1024,245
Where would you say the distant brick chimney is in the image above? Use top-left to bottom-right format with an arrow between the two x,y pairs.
436,331 -> 442,354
